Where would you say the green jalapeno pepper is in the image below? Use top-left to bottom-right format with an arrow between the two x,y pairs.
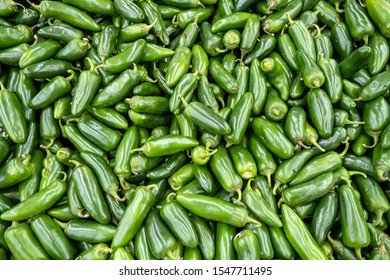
177,193 -> 260,227
282,203 -> 328,260
345,0 -> 374,43
269,226 -> 296,260
30,214 -> 76,260
4,222 -> 50,260
1,177 -> 67,221
215,222 -> 236,260
0,25 -> 33,49
233,229 -> 261,260
0,83 -> 27,144
37,24 -> 84,44
339,184 -> 370,259
366,0 -> 390,38
0,154 -> 32,190
76,243 -> 112,260
252,117 -> 294,160
262,0 -> 303,34
243,34 -> 276,65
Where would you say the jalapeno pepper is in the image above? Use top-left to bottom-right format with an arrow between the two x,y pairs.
0,83 -> 27,144
262,0 -> 303,34
0,25 -> 33,49
366,0 -> 390,38
76,243 -> 112,260
215,222 -> 236,260
177,193 -> 260,227
269,226 -> 296,260
0,154 -> 32,190
282,203 -> 328,260
5,222 -> 50,260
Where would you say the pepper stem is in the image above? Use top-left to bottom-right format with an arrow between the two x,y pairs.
245,179 -> 254,192
40,138 -> 55,149
345,119 -> 365,125
165,250 -> 181,260
235,188 -> 242,203
69,159 -> 83,168
312,24 -> 322,38
272,180 -> 281,195
130,147 -> 145,154
58,171 -> 67,182
363,134 -> 379,149
171,15 -> 178,25
376,168 -> 389,181
215,47 -> 228,54
348,170 -> 367,179
372,210 -> 384,227
246,216 -> 261,227
355,248 -> 364,260
0,82 -> 5,91
166,192 -> 176,203
66,70 -> 76,81
277,197 -> 284,208
297,140 -> 309,149
310,138 -> 325,152
338,139 -> 350,158
53,219 -> 67,230
22,153 -> 31,165
109,189 -> 126,202
334,2 -> 344,13
265,171 -> 272,188
179,95 -> 189,108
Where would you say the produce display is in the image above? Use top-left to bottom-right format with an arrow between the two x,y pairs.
1,0 -> 390,261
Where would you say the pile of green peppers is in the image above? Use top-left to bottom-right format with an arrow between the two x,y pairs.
1,0 -> 390,261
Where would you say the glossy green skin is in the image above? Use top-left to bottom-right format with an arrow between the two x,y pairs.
112,248 -> 134,260
139,1 -> 169,45
169,73 -> 199,115
76,114 -> 121,152
345,0 -> 374,41
15,71 -> 37,122
223,29 -> 241,51
199,108 -> 230,149
243,34 -> 276,65
184,101 -> 231,135
67,175 -> 88,218
297,50 -> 325,89
71,68 -> 101,116
215,222 -> 236,260
103,39 -> 146,73
248,133 -> 277,184
210,144 -> 243,193
65,219 -> 116,244
248,59 -> 267,114
225,92 -> 253,144
29,75 -> 72,110
368,31 -> 390,75
211,12 -> 251,33
19,150 -> 44,202
37,24 -> 84,43
91,68 -> 142,108
269,226 -> 295,260
262,0 -> 303,34
176,179 -> 206,196
178,22 -> 200,49
190,214 -> 215,260
38,1 -> 101,31
0,25 -> 33,49
283,172 -> 335,207
339,184 -> 370,250
197,75 -> 218,112
129,110 -> 172,129
277,33 -> 298,71
118,22 -> 153,44
80,152 -> 119,199
355,175 -> 390,225
134,226 -> 156,260
130,154 -> 162,175
145,208 -> 178,259
176,112 -> 196,139
311,191 -> 338,246
307,88 -> 334,138
240,14 -> 261,56
252,176 -> 277,213
0,43 -> 29,67
351,133 -> 370,155
342,153 -> 381,181
260,52 -> 292,101
339,46 -> 372,79
177,193 -> 255,227
64,0 -> 116,15
363,96 -> 390,141
358,70 -> 390,101
114,0 -> 144,22
243,183 -> 282,227
112,186 -> 154,249
264,89 -> 288,122
288,18 -> 316,62
0,87 -> 27,144
147,152 -> 187,180
313,1 -> 341,27
344,108 -> 363,142
133,82 -> 161,97
331,22 -> 354,60
0,136 -> 10,164
177,7 -> 215,29
87,107 -> 128,130
5,222 -> 50,260
160,200 -> 198,248
291,151 -> 341,185
234,229 -> 260,260
39,106 -> 60,144
228,145 -> 257,180
252,117 -> 294,160
23,59 -> 73,79
318,57 -> 342,103
113,126 -> 137,179
209,59 -> 239,95
350,68 -> 371,87
200,21 -> 225,57
366,0 -> 390,38
285,106 -> 307,146
19,39 -> 62,68
0,155 -> 32,190
105,192 -> 126,223
168,163 -> 195,189
0,193 -> 14,215
39,149 -> 65,190
293,201 -> 317,219
1,179 -> 66,221
72,164 -> 110,225
246,223 -> 274,260
76,243 -> 112,260
282,204 -> 328,260
136,135 -> 199,157
314,33 -> 334,61
373,144 -> 390,180
227,64 -> 249,109
193,164 -> 216,193
30,214 -> 76,260
192,45 -> 210,77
